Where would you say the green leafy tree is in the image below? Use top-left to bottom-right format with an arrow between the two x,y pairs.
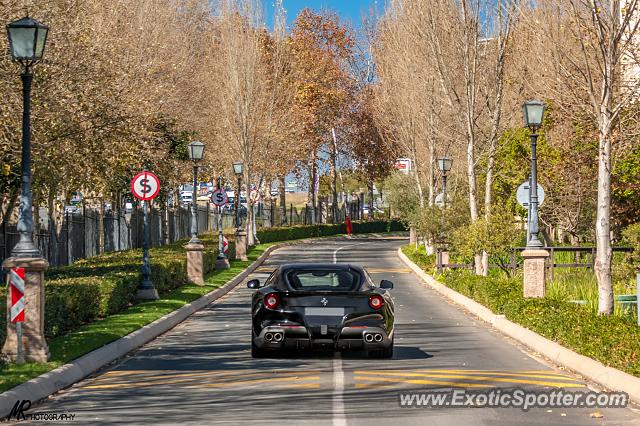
451,211 -> 523,277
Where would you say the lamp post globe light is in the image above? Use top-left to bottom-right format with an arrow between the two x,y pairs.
188,141 -> 205,244
1,16 -> 51,363
523,100 -> 545,248
436,157 -> 453,208
233,161 -> 248,261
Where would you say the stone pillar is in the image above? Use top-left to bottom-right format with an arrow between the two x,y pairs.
2,257 -> 49,362
441,251 -> 450,268
522,249 -> 549,298
235,229 -> 248,261
185,242 -> 205,286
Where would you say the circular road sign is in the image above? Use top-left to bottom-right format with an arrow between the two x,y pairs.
516,181 -> 545,208
131,171 -> 160,201
211,188 -> 228,207
249,189 -> 261,204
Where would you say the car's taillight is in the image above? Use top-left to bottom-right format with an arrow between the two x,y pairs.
369,295 -> 384,310
264,293 -> 280,310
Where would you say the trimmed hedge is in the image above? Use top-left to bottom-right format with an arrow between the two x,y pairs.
256,220 -> 406,244
416,262 -> 640,377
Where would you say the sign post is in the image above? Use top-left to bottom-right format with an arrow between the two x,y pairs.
212,181 -> 230,269
249,189 -> 261,244
131,171 -> 161,300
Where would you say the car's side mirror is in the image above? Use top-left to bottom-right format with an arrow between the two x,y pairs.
247,279 -> 260,289
380,279 -> 394,290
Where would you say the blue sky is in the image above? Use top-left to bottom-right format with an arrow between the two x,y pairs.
263,0 -> 384,29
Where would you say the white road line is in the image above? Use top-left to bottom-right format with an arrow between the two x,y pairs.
333,245 -> 348,264
333,353 -> 346,426
333,244 -> 349,425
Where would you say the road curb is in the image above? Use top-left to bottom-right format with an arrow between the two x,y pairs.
0,241 -> 292,416
397,247 -> 640,404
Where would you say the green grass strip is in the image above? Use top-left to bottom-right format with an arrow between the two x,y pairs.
0,244 -> 271,394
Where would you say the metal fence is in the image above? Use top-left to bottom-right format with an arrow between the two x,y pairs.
1,205 -> 222,267
0,199 -> 366,267
435,246 -> 633,276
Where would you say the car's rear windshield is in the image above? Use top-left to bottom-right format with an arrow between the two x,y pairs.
285,269 -> 361,292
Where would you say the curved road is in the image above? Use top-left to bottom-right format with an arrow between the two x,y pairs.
36,237 -> 640,425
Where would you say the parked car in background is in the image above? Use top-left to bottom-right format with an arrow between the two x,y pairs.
64,205 -> 81,215
181,193 -> 193,206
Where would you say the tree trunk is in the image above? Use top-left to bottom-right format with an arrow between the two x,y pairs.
309,151 -> 318,225
279,175 -> 287,225
331,128 -> 339,223
428,118 -> 436,207
368,181 -> 374,221
97,198 -> 105,254
467,133 -> 481,274
595,127 -> 613,315
411,145 -> 425,208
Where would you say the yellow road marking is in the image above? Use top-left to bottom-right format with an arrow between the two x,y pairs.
287,383 -> 322,389
354,371 -> 583,388
354,375 -> 491,388
355,382 -> 397,389
377,370 -> 578,381
86,372 -> 320,390
96,369 -> 322,383
517,370 -> 574,377
187,375 -> 321,389
365,268 -> 411,273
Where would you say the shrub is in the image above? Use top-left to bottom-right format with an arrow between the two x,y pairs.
451,212 -> 523,276
406,247 -> 640,377
401,244 -> 436,273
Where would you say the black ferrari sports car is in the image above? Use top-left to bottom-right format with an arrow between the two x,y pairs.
247,263 -> 395,358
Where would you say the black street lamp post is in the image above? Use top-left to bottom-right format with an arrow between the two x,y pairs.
523,100 -> 545,248
215,176 -> 230,269
7,17 -> 49,258
187,141 -> 205,244
2,16 -> 51,363
437,157 -> 453,208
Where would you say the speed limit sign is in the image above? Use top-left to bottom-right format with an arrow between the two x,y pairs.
211,188 -> 228,207
131,171 -> 160,201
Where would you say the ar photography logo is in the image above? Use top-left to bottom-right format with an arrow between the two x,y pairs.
4,400 -> 76,422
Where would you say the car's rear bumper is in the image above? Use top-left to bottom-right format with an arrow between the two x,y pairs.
254,325 -> 393,351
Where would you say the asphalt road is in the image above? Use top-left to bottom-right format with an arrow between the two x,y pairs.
33,237 -> 640,425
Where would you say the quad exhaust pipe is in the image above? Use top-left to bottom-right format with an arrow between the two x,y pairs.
264,332 -> 284,343
364,333 -> 384,343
